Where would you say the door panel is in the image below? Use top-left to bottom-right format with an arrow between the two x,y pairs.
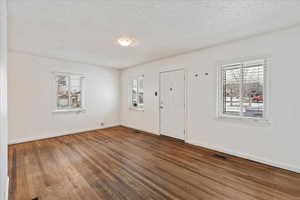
160,70 -> 185,140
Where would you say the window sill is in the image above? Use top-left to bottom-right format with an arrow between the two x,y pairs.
129,107 -> 144,112
217,115 -> 270,125
52,108 -> 86,113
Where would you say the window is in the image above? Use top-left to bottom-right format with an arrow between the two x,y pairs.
129,75 -> 144,110
219,59 -> 267,119
55,73 -> 85,111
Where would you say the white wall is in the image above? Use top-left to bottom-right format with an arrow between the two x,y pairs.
121,25 -> 300,173
0,0 -> 8,199
8,52 -> 120,144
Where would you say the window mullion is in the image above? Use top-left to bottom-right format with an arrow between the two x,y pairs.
132,80 -> 135,107
263,60 -> 266,119
240,65 -> 244,116
56,77 -> 59,108
137,78 -> 140,106
222,68 -> 226,115
68,76 -> 71,109
80,77 -> 83,109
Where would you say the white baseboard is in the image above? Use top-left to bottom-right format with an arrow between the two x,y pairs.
8,125 -> 300,174
5,177 -> 8,200
186,140 -> 300,174
8,124 -> 120,145
120,125 -> 300,174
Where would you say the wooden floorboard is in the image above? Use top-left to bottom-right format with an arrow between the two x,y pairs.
8,126 -> 300,200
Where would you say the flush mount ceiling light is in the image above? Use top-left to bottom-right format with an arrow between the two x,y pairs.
116,36 -> 137,47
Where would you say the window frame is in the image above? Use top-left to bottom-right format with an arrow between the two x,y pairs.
53,72 -> 86,113
128,75 -> 144,111
217,58 -> 269,122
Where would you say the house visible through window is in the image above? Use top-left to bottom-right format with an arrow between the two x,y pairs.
55,73 -> 84,111
130,75 -> 144,109
219,59 -> 266,119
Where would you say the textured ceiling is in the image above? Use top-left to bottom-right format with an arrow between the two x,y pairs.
8,0 -> 300,68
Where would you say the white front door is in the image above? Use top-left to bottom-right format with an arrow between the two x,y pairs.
159,69 -> 185,140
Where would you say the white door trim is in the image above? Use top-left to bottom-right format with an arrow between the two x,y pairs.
0,0 -> 8,199
159,68 -> 187,141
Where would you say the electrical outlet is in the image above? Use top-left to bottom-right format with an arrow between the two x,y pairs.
100,122 -> 105,126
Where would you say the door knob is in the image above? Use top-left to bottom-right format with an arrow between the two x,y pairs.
160,105 -> 164,109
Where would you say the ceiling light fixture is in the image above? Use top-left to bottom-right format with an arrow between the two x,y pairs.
117,37 -> 135,47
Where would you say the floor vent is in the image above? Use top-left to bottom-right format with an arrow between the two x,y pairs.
134,130 -> 142,134
212,154 -> 227,160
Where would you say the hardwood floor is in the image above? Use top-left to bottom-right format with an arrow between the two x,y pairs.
8,126 -> 300,200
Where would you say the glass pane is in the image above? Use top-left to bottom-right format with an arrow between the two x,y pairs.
70,75 -> 82,108
132,79 -> 138,107
223,67 -> 241,116
56,75 -> 70,109
242,64 -> 264,118
138,77 -> 144,107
